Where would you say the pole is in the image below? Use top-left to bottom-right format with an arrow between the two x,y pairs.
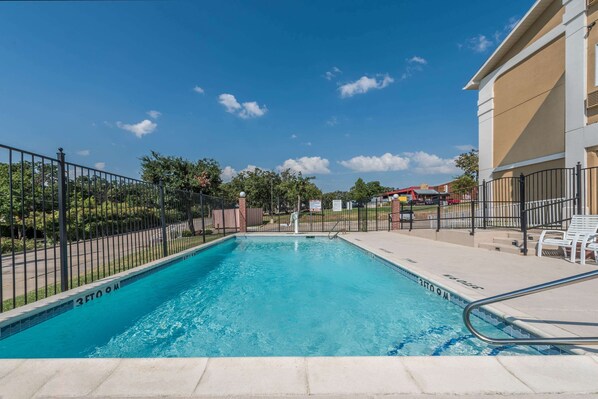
470,192 -> 475,236
200,192 -> 206,243
221,198 -> 226,237
482,180 -> 487,229
159,180 -> 168,257
56,148 -> 69,292
520,173 -> 528,255
576,162 -> 582,215
436,194 -> 440,232
409,200 -> 413,231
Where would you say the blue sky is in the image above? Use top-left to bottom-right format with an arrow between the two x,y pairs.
0,0 -> 534,192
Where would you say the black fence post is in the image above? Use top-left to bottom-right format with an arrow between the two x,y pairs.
375,199 -> 379,231
436,195 -> 440,232
159,181 -> 168,257
400,202 -> 404,230
56,148 -> 69,292
576,162 -> 583,215
200,192 -> 206,243
321,204 -> 324,232
409,201 -> 413,231
221,198 -> 226,237
482,180 -> 487,229
520,173 -> 528,255
387,212 -> 391,231
470,192 -> 475,236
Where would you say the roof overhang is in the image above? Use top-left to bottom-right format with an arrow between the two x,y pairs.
464,0 -> 556,90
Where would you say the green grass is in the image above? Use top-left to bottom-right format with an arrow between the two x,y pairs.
2,233 -> 224,312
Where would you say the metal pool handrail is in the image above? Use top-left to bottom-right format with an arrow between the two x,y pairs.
463,269 -> 598,346
328,220 -> 341,239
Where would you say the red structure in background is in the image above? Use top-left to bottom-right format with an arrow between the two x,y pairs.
381,180 -> 478,204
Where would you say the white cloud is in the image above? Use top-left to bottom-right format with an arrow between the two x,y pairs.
116,119 -> 157,138
218,93 -> 241,113
467,34 -> 493,53
147,110 -> 161,119
193,86 -> 205,94
401,56 -> 428,80
277,156 -> 330,174
220,164 -> 268,182
291,134 -> 298,139
239,101 -> 267,119
324,66 -> 342,80
76,150 -> 90,156
339,151 -> 458,174
242,165 -> 259,173
505,16 -> 520,32
455,144 -> 476,152
406,151 -> 458,174
221,166 -> 237,182
338,74 -> 394,98
464,17 -> 519,54
218,93 -> 267,119
408,56 -> 427,65
94,162 -> 106,170
326,116 -> 338,126
339,153 -> 410,172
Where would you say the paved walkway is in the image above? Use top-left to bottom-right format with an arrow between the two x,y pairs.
1,356 -> 598,398
343,231 -> 598,354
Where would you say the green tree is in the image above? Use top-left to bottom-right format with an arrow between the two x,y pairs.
455,149 -> 479,181
453,149 -> 479,194
221,168 -> 281,212
350,178 -> 371,205
278,170 -> 321,212
140,151 -> 222,234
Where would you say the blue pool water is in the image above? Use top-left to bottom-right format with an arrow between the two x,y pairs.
0,237 -> 542,358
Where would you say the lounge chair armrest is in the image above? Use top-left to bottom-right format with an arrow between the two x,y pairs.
539,230 -> 565,241
581,233 -> 598,247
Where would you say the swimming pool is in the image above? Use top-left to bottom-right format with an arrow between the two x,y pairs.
0,236 -> 549,358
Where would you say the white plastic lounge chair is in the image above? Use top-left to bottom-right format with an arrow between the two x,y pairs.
580,233 -> 598,265
537,215 -> 598,263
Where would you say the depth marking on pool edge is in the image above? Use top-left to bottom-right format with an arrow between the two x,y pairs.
74,282 -> 121,307
418,277 -> 451,301
443,274 -> 485,290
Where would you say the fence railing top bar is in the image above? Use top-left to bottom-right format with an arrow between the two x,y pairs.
64,161 -> 149,184
524,167 -> 576,176
0,143 -> 58,161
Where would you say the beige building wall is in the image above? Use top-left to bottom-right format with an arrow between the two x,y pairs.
496,0 -> 564,68
587,4 -> 598,124
492,35 -> 565,169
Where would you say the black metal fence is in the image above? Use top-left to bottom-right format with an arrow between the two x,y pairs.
390,164 -> 597,255
247,198 -> 390,233
0,144 -> 237,312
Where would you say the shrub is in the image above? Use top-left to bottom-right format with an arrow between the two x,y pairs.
181,230 -> 194,237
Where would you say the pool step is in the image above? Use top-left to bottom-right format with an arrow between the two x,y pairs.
477,242 -> 538,256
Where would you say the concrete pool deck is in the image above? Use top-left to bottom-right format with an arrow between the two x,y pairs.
1,231 -> 598,398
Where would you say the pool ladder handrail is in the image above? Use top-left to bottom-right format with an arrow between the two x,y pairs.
463,269 -> 598,346
328,221 -> 341,239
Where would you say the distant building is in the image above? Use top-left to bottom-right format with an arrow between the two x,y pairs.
382,184 -> 449,204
